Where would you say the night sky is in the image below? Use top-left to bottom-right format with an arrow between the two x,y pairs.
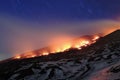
0,0 -> 120,60
0,0 -> 120,20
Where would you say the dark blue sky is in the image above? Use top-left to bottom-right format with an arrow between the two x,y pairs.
0,0 -> 120,20
0,0 -> 120,60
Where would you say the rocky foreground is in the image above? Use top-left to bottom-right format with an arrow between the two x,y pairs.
0,30 -> 120,80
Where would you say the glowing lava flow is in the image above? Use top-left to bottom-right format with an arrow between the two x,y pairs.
14,35 -> 100,59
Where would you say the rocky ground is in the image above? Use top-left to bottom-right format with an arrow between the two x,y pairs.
0,30 -> 120,80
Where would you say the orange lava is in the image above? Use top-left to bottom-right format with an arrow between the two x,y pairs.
14,55 -> 21,59
14,35 -> 100,59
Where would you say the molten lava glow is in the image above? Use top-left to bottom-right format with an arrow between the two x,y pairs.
14,35 -> 100,59
14,55 -> 21,59
93,35 -> 99,41
42,52 -> 49,55
73,40 -> 90,49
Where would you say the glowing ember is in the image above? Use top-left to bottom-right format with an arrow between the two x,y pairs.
73,40 -> 90,49
31,55 -> 36,58
42,52 -> 49,55
14,55 -> 21,59
93,35 -> 100,41
14,35 -> 100,59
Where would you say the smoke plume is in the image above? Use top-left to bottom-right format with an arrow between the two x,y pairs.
0,15 -> 120,60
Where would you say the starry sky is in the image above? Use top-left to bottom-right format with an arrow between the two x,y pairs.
0,0 -> 120,20
0,0 -> 120,60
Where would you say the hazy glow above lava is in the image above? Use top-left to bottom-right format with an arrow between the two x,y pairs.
14,35 -> 100,59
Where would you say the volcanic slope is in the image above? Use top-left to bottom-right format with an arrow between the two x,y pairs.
0,30 -> 120,80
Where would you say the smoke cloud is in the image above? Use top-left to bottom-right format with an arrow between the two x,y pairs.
0,15 -> 120,60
